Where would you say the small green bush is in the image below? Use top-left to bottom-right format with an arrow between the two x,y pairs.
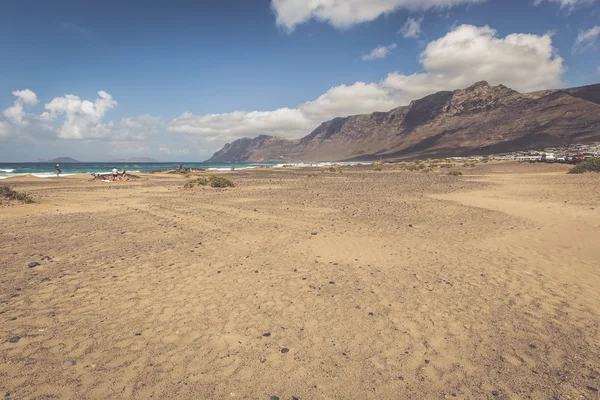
448,171 -> 463,176
184,178 -> 208,188
569,158 -> 600,174
0,185 -> 35,203
208,176 -> 235,188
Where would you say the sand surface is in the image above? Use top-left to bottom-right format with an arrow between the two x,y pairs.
1,164 -> 599,399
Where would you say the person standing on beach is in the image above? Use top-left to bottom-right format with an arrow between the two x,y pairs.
55,164 -> 61,177
111,167 -> 118,181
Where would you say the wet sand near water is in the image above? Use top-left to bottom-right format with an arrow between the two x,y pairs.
1,163 -> 599,399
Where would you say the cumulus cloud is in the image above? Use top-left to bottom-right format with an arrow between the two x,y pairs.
271,0 -> 484,31
382,24 -> 564,102
362,43 -> 397,60
400,17 -> 423,38
1,90 -> 164,146
43,91 -> 118,139
573,25 -> 600,53
2,89 -> 39,125
299,82 -> 397,120
167,108 -> 314,142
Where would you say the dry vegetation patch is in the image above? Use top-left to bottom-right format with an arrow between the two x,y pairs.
0,185 -> 35,204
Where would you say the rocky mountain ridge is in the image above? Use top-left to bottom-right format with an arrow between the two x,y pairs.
207,82 -> 600,162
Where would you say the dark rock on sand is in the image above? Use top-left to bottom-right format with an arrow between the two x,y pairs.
587,386 -> 598,392
28,262 -> 40,268
262,332 -> 271,337
491,390 -> 499,396
311,232 -> 317,235
270,396 -> 280,400
8,336 -> 21,343
281,348 -> 289,353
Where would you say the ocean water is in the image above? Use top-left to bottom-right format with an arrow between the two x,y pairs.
0,161 -> 363,179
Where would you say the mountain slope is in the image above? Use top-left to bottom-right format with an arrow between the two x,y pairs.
207,82 -> 600,162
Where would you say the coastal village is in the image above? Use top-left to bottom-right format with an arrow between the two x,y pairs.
453,142 -> 600,163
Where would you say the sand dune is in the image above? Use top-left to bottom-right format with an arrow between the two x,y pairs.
1,164 -> 599,399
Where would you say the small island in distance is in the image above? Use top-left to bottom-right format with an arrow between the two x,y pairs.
44,157 -> 82,163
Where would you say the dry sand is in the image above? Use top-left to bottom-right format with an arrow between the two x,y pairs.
1,163 -> 599,399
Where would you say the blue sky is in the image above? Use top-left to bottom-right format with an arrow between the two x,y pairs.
1,0 -> 599,161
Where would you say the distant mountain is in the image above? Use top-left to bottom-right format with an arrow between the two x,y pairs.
207,82 -> 600,162
107,157 -> 160,163
46,157 -> 81,163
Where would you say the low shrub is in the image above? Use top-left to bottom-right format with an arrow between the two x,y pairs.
208,176 -> 235,188
0,185 -> 35,203
323,166 -> 342,173
448,171 -> 463,176
569,158 -> 600,174
184,178 -> 208,188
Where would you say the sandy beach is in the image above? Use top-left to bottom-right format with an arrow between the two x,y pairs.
1,163 -> 599,399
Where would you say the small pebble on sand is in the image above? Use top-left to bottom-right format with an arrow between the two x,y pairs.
281,348 -> 289,353
28,262 -> 40,268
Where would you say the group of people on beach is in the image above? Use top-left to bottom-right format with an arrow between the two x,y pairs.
91,167 -> 128,182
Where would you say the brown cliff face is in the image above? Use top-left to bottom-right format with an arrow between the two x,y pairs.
207,82 -> 600,162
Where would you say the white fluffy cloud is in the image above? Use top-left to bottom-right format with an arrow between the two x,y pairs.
400,17 -> 423,38
167,108 -> 314,142
2,89 -> 39,125
42,91 -> 118,139
362,43 -> 397,60
271,0 -> 484,31
573,25 -> 600,53
382,24 -> 564,102
299,82 -> 397,120
1,90 -> 162,145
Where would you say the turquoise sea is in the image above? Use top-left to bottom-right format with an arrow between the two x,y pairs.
0,161 -> 361,179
